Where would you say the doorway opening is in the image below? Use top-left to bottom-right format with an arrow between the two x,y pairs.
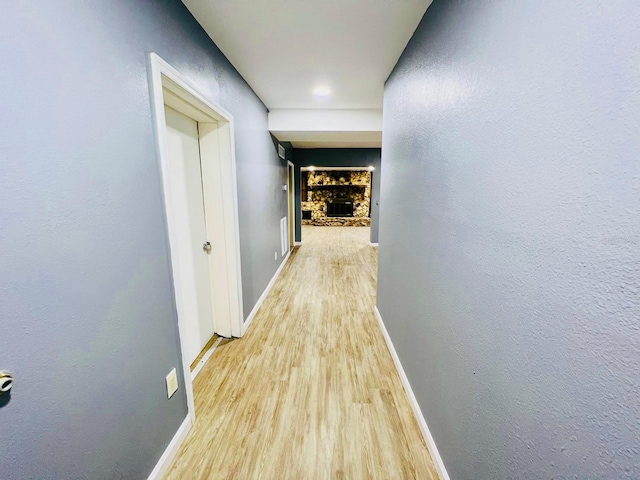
299,166 -> 374,243
149,53 -> 244,425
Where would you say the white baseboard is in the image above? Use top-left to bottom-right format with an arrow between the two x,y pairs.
373,307 -> 450,480
369,242 -> 379,247
191,336 -> 223,380
147,415 -> 192,480
294,241 -> 303,246
243,250 -> 291,333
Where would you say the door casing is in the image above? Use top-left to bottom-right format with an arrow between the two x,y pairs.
149,53 -> 244,425
287,161 -> 295,251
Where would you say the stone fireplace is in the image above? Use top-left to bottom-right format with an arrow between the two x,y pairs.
301,170 -> 371,226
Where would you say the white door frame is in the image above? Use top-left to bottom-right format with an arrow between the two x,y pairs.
287,161 -> 295,251
149,53 -> 244,424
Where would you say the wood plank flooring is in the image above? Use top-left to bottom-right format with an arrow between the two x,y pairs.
165,226 -> 438,480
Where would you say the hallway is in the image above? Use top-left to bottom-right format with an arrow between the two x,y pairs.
166,226 -> 438,479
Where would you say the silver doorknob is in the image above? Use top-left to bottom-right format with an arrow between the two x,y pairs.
203,241 -> 212,254
0,371 -> 13,395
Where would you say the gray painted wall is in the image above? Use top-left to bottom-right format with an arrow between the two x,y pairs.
378,1 -> 640,479
293,148 -> 382,243
0,1 -> 286,478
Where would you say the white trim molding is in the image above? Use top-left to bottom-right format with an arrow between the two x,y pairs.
147,416 -> 192,480
287,160 -> 295,257
374,306 -> 451,480
191,336 -> 224,380
243,250 -> 292,333
294,241 -> 303,246
369,242 -> 379,247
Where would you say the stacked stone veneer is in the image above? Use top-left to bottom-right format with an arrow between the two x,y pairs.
302,170 -> 371,226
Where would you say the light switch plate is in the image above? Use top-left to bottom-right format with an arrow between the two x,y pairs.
166,368 -> 178,399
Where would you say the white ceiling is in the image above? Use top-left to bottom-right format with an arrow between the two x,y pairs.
182,0 -> 432,145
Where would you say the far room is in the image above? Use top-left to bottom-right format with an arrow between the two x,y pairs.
301,167 -> 373,227
293,148 -> 382,246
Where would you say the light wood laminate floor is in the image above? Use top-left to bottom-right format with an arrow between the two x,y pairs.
165,226 -> 438,479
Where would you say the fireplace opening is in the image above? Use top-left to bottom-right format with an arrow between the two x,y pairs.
326,198 -> 354,217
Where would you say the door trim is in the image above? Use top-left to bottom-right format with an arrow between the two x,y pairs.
287,161 -> 295,252
148,53 -> 244,425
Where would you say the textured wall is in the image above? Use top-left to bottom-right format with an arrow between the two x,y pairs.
378,1 -> 640,479
0,1 -> 286,478
293,148 -> 382,243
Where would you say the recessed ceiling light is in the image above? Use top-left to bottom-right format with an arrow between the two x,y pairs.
313,86 -> 332,99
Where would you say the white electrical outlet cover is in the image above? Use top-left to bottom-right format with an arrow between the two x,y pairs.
166,368 -> 178,399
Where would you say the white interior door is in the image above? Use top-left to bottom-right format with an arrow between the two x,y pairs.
164,105 -> 215,365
